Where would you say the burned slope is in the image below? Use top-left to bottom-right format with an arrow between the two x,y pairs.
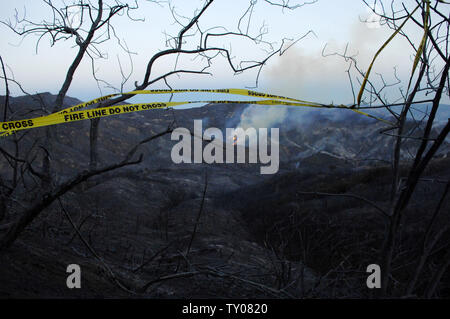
223,157 -> 450,297
0,94 -> 311,298
0,93 -> 449,298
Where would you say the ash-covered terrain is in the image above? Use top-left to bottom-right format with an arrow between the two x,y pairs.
0,93 -> 449,298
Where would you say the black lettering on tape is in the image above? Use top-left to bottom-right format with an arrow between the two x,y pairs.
5,120 -> 34,130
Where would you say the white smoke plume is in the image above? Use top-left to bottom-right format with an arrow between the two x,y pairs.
237,105 -> 288,130
234,18 -> 412,131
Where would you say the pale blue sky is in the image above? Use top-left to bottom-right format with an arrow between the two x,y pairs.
0,0 -> 442,105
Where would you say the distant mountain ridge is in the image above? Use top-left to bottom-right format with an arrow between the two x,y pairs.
1,92 -> 449,171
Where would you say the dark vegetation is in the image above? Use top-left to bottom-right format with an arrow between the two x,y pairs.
0,93 -> 449,298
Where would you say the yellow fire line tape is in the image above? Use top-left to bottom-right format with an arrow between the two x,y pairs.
50,88 -> 320,115
1,88 -> 321,137
54,88 -> 322,116
0,89 -> 392,137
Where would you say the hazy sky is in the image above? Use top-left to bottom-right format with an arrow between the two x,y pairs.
0,0 -> 442,105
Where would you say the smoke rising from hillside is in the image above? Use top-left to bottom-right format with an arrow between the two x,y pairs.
233,19 -> 413,131
236,105 -> 288,130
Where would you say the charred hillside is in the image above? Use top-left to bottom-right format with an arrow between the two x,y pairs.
0,93 -> 449,298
